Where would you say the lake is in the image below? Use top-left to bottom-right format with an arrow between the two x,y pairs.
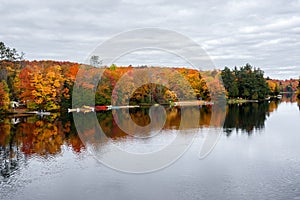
1,95 -> 300,200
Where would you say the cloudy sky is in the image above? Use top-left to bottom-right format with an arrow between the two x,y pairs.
1,0 -> 299,79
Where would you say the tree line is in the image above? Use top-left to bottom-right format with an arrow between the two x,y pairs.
0,42 -> 213,112
0,42 -> 79,112
0,42 -> 299,113
221,64 -> 299,100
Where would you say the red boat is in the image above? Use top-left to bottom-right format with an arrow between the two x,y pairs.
95,105 -> 108,111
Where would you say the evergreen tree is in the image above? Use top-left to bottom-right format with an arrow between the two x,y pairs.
221,67 -> 238,98
221,64 -> 270,100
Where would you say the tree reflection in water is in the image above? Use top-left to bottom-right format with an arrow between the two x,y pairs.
223,101 -> 279,136
0,97 -> 297,180
0,115 -> 84,182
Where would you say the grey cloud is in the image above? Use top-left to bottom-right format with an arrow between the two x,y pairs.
0,0 -> 299,79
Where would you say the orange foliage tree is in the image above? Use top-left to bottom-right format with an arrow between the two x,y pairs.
19,64 -> 65,111
267,80 -> 280,95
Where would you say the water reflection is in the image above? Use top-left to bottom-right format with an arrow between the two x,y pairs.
282,92 -> 297,103
96,106 -> 213,139
223,101 -> 280,135
0,115 -> 84,181
0,96 -> 298,180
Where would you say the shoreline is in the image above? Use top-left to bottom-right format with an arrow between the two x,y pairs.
227,99 -> 260,104
1,96 -> 298,116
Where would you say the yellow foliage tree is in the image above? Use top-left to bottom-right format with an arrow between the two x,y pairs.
21,65 -> 65,111
267,80 -> 279,96
0,80 -> 10,112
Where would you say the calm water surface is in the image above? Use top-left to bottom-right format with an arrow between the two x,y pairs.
1,96 -> 300,200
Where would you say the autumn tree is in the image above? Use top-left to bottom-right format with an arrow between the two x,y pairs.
20,65 -> 65,111
0,42 -> 25,108
267,80 -> 280,96
0,80 -> 10,112
60,63 -> 79,110
179,68 -> 210,100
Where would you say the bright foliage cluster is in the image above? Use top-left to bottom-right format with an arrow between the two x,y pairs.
14,61 -> 78,111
